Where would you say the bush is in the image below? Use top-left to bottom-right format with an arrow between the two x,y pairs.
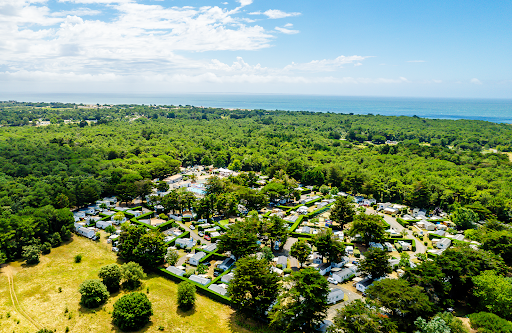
75,254 -> 82,263
177,281 -> 196,311
353,249 -> 361,258
184,269 -> 195,278
78,280 -> 109,308
283,268 -> 292,274
22,245 -> 40,265
50,232 -> 62,247
98,264 -> 122,292
121,262 -> 146,290
469,312 -> 512,333
159,213 -> 168,220
105,225 -> 116,234
113,292 -> 153,331
41,242 -> 52,255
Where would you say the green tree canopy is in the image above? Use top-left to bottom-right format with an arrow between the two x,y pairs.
78,279 -> 109,308
112,292 -> 153,331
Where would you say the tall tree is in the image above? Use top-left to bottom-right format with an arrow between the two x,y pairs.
349,213 -> 386,245
133,232 -> 166,268
228,257 -> 280,321
290,240 -> 312,268
329,196 -> 355,229
270,268 -> 329,332
472,270 -> 512,320
358,247 -> 392,279
328,299 -> 398,333
217,220 -> 259,259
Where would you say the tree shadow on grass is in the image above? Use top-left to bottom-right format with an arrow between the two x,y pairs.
176,306 -> 196,317
228,312 -> 276,333
110,319 -> 153,333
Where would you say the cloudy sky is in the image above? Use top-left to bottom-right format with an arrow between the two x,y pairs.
1,0 -> 511,98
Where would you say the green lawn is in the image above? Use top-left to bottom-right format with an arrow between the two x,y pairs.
0,235 -> 274,333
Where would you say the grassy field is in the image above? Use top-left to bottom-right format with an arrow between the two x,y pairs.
0,236 -> 273,333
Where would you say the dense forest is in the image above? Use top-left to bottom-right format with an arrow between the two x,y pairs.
1,101 -> 512,263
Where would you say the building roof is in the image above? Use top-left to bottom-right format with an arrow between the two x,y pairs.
189,275 -> 210,285
357,278 -> 374,288
191,252 -> 206,261
328,288 -> 344,298
277,256 -> 287,267
166,266 -> 185,276
208,284 -> 228,296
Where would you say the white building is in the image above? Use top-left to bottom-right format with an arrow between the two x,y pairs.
96,220 -> 112,229
397,241 -> 412,251
189,252 -> 206,266
77,227 -> 96,239
356,277 -> 374,293
204,244 -> 217,252
208,284 -> 228,296
437,238 -> 452,249
327,288 -> 345,304
189,275 -> 210,286
166,266 -> 185,277
332,267 -> 357,283
175,238 -> 195,249
221,272 -> 234,284
317,262 -> 332,276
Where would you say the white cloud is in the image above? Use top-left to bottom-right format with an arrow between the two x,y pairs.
407,60 -> 425,63
222,2 -> 228,4
275,26 -> 299,34
284,23 -> 293,27
250,9 -> 301,19
51,8 -> 101,16
470,78 -> 482,84
284,55 -> 371,72
237,0 -> 252,7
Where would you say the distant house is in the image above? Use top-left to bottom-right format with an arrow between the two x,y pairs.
437,238 -> 452,249
221,272 -> 234,284
126,210 -> 142,217
317,262 -> 332,276
74,211 -> 86,219
345,246 -> 354,255
168,174 -> 183,184
218,257 -> 236,271
204,244 -> 217,252
166,266 -> 185,277
424,221 -> 436,231
189,275 -> 210,286
331,256 -> 349,268
96,220 -> 112,229
302,226 -> 311,234
77,227 -> 96,239
356,277 -> 374,293
453,234 -> 465,241
189,252 -> 206,266
175,238 -> 195,249
397,240 -> 412,251
297,206 -> 309,215
210,231 -> 221,238
208,284 -> 228,296
384,242 -> 394,252
332,267 -> 357,283
383,207 -> 398,215
85,207 -> 96,215
215,168 -> 234,177
369,242 -> 384,250
276,256 -> 288,268
327,288 -> 345,304
434,230 -> 446,237
110,215 -> 127,225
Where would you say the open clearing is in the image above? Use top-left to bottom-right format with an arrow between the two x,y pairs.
0,236 -> 272,333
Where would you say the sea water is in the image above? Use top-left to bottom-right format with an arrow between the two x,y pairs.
2,93 -> 512,123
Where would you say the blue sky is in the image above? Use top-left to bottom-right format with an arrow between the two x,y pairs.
1,0 -> 511,98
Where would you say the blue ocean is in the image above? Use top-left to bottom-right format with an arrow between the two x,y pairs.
2,93 -> 512,123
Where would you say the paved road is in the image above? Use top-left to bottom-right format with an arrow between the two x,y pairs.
280,237 -> 300,269
366,208 -> 426,256
176,221 -> 210,246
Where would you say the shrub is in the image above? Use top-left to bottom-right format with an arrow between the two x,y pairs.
75,254 -> 82,263
22,245 -> 40,265
121,262 -> 146,290
113,292 -> 153,331
469,312 -> 512,333
184,269 -> 195,278
196,264 -> 208,275
50,232 -> 62,247
78,280 -> 109,308
159,213 -> 169,220
41,242 -> 52,255
98,264 -> 122,292
105,225 -> 116,234
177,281 -> 196,311
283,268 -> 292,274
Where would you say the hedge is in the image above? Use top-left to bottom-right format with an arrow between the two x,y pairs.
157,220 -> 177,232
155,268 -> 231,305
165,231 -> 190,246
207,268 -> 232,287
288,215 -> 304,232
396,218 -> 410,227
131,217 -> 158,230
305,204 -> 333,219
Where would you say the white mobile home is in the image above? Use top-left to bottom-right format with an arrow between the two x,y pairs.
189,252 -> 206,266
356,277 -> 374,293
397,241 -> 412,251
96,220 -> 113,229
126,210 -> 142,217
77,227 -> 96,239
333,267 -> 357,283
189,275 -> 210,286
327,288 -> 345,304
317,262 -> 332,276
208,284 -> 228,296
221,272 -> 234,284
345,246 -> 354,255
437,238 -> 452,249
166,266 -> 185,277
175,238 -> 195,249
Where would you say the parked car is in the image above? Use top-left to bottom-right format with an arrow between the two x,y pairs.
189,225 -> 195,230
198,231 -> 204,237
204,235 -> 211,241
327,277 -> 338,285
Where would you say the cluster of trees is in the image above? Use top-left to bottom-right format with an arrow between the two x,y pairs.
117,224 -> 167,268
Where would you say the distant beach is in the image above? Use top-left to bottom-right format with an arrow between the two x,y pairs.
2,93 -> 512,123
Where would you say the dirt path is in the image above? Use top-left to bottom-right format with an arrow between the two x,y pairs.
3,265 -> 42,330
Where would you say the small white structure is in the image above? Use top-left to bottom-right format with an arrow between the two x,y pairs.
175,238 -> 195,249
96,220 -> 112,229
204,244 -> 217,252
74,211 -> 86,219
111,215 -> 127,225
331,256 -> 349,268
434,230 -> 446,237
317,262 -> 332,276
437,238 -> 452,249
383,207 -> 398,215
221,272 -> 234,284
356,277 -> 374,293
208,284 -> 228,296
424,221 -> 436,231
384,242 -> 394,252
397,241 -> 412,251
297,206 -> 309,215
189,252 -> 206,266
168,174 -> 183,184
276,256 -> 287,268
218,257 -> 236,271
453,234 -> 465,241
216,168 -> 234,177
327,288 -> 345,304
345,246 -> 354,255
189,275 -> 210,286
333,267 -> 357,283
126,210 -> 142,217
210,231 -> 221,238
302,226 -> 311,234
369,242 -> 384,250
77,227 -> 96,239
166,266 -> 185,277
